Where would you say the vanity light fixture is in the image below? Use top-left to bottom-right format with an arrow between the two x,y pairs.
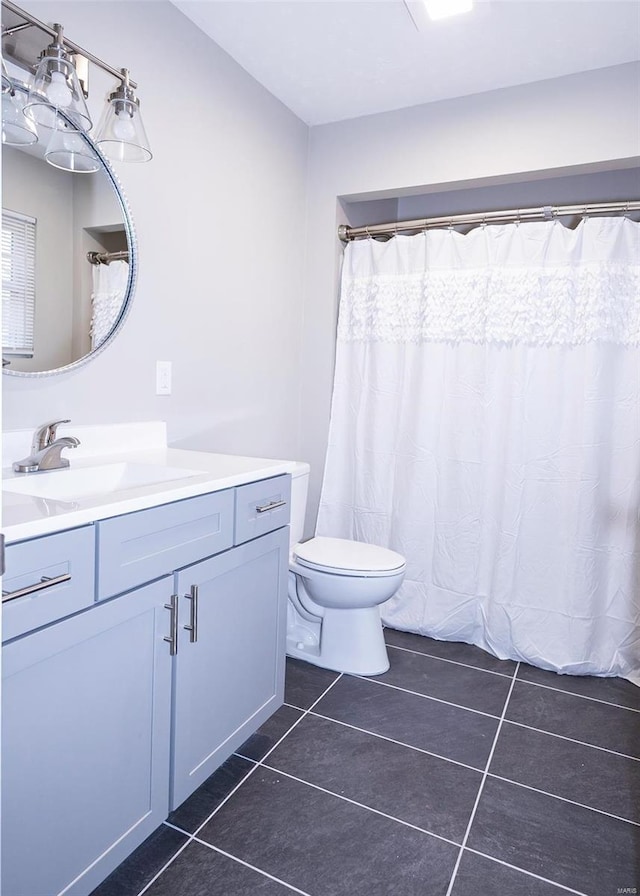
2,79 -> 37,144
23,23 -> 92,132
1,55 -> 11,92
1,54 -> 37,144
1,0 -> 153,169
423,0 -> 473,20
95,69 -> 152,163
44,119 -> 101,173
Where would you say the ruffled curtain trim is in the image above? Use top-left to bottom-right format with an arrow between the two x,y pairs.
338,219 -> 640,346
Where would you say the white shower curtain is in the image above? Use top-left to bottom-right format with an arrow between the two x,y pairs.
317,217 -> 640,683
90,259 -> 129,349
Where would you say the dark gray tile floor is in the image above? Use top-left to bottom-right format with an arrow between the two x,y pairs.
92,629 -> 640,896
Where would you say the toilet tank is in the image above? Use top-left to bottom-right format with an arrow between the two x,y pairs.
289,462 -> 310,548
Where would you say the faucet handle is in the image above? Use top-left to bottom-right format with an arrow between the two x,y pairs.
31,419 -> 71,452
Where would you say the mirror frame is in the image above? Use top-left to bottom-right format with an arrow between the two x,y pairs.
2,80 -> 137,378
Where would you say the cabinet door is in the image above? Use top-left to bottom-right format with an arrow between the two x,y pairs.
2,578 -> 173,896
172,527 -> 288,809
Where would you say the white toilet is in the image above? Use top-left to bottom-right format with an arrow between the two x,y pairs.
287,462 -> 406,676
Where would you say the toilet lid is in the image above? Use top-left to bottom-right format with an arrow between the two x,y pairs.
293,536 -> 405,576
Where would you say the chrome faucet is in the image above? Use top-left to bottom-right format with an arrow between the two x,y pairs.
12,419 -> 80,473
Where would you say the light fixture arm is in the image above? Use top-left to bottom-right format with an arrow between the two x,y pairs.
2,18 -> 30,38
1,0 -> 138,89
109,68 -> 139,111
40,23 -> 68,72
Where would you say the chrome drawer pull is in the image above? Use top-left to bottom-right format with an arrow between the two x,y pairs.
256,499 -> 287,514
164,594 -> 179,656
184,585 -> 198,643
2,573 -> 71,604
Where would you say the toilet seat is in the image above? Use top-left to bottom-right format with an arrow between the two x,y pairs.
293,536 -> 406,578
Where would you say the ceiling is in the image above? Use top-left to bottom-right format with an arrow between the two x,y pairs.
173,0 -> 640,126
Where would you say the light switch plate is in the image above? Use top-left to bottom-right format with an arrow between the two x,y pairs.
156,361 -> 172,395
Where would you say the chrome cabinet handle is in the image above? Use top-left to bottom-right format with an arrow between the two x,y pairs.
184,585 -> 198,643
164,593 -> 179,656
256,499 -> 287,514
2,573 -> 71,604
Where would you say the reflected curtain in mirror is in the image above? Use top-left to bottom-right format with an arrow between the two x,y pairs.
90,258 -> 128,348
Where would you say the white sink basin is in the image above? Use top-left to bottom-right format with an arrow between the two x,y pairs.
3,462 -> 202,503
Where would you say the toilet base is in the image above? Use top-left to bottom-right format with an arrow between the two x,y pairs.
286,606 -> 389,676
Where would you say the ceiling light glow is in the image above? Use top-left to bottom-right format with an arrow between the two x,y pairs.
423,0 -> 473,21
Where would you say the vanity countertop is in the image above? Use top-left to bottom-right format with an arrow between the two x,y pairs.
2,423 -> 300,544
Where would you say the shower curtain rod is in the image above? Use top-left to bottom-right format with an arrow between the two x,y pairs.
87,250 -> 129,266
338,199 -> 640,242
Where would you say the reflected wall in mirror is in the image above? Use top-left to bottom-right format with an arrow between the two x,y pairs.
2,83 -> 136,377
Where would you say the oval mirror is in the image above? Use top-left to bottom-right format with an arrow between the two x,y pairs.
2,81 -> 136,377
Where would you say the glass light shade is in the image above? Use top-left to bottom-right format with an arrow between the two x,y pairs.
95,93 -> 152,162
44,122 -> 100,173
2,88 -> 38,146
24,42 -> 92,132
2,58 -> 12,94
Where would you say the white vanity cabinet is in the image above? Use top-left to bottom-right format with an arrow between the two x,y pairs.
172,526 -> 288,807
2,576 -> 173,896
1,472 -> 291,896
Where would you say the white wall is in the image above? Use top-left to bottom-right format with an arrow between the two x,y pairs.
301,63 -> 640,532
3,1 -> 309,464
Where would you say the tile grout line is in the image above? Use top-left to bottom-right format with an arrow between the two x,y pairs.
484,772 -> 640,828
301,708 -> 640,827
305,672 -> 640,767
163,820 -> 190,836
243,756 -> 595,896
351,673 -> 504,720
308,701 -> 640,769
258,760 -> 462,849
504,717 -> 640,764
134,673 -> 344,896
191,841 -> 314,896
463,848 -> 590,896
145,826 -> 315,896
386,641 -> 516,679
279,702 -> 640,834
305,707 -> 484,773
385,637 -> 640,714
444,660 -> 522,896
514,676 -> 640,714
132,836 -> 193,896
290,671 -> 640,828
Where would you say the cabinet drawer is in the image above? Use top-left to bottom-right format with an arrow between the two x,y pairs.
3,526 -> 95,642
234,475 -> 291,545
96,490 -> 234,600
